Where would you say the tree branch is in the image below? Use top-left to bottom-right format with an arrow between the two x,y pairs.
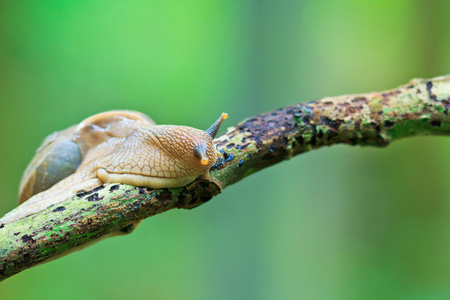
1,75 -> 450,281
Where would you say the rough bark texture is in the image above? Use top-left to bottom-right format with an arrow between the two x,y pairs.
1,75 -> 450,281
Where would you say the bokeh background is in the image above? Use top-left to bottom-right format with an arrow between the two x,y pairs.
1,1 -> 450,299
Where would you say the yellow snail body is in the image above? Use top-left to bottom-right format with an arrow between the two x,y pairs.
0,110 -> 228,227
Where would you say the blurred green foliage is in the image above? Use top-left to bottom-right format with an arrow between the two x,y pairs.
1,1 -> 450,299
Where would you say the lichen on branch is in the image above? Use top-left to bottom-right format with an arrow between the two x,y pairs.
212,75 -> 450,187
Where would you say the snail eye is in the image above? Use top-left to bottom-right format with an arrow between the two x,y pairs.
194,145 -> 209,166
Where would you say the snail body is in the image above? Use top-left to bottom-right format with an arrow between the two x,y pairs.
1,110 -> 227,225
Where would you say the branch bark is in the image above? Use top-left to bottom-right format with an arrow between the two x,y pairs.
1,75 -> 450,281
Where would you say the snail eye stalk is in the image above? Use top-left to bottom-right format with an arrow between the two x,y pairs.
206,113 -> 228,139
194,145 -> 209,166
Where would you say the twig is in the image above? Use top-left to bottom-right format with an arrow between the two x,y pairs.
1,75 -> 449,281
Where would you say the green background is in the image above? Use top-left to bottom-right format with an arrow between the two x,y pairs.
1,1 -> 450,299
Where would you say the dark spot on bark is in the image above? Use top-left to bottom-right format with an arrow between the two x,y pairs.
426,81 -> 437,101
261,149 -> 275,161
0,224 -> 4,229
189,197 -> 198,206
286,108 -> 296,114
138,187 -> 146,195
53,206 -> 66,212
354,120 -> 361,130
320,116 -> 343,131
351,97 -> 367,103
308,125 -> 317,146
325,129 -> 338,138
370,122 -> 381,134
13,232 -> 20,236
215,140 -> 228,147
156,189 -> 173,202
295,135 -> 304,145
76,190 -> 93,197
346,106 -> 360,114
110,184 -> 120,191
302,115 -> 311,124
119,224 -> 135,234
238,160 -> 244,167
443,100 -> 450,115
384,120 -> 394,128
224,153 -> 235,162
92,185 -> 105,192
86,193 -> 101,202
236,145 -> 242,150
241,143 -> 250,149
198,180 -> 211,189
431,120 -> 441,127
178,192 -> 187,204
226,143 -> 236,149
21,234 -> 35,244
131,203 -> 141,212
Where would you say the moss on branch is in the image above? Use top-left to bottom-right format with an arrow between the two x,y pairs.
1,75 -> 450,281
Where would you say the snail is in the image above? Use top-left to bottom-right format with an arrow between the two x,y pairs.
0,110 -> 228,228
